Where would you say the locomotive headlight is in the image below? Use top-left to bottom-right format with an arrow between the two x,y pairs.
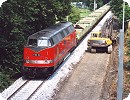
25,60 -> 30,63
44,60 -> 54,64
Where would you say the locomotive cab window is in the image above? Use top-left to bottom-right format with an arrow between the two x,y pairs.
63,29 -> 69,35
28,39 -> 49,47
38,39 -> 48,47
70,25 -> 74,32
48,39 -> 53,47
28,39 -> 37,46
66,25 -> 74,34
52,35 -> 59,44
61,31 -> 66,38
56,33 -> 62,41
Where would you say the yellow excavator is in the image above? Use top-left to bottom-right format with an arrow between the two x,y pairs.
87,15 -> 118,53
87,31 -> 113,53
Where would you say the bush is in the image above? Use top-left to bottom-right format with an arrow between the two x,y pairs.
68,6 -> 80,24
0,71 -> 12,92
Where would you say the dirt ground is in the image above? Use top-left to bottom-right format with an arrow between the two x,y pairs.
101,45 -> 118,100
123,45 -> 130,99
103,39 -> 130,100
53,48 -> 117,100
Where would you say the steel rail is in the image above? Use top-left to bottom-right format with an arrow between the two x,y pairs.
7,80 -> 29,100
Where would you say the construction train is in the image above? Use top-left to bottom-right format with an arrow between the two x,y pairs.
22,4 -> 111,78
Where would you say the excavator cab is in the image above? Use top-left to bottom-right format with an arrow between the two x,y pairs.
91,31 -> 101,38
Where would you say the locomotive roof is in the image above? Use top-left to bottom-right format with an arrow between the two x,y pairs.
28,22 -> 72,39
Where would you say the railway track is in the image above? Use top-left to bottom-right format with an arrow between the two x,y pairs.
6,79 -> 48,100
26,81 -> 44,100
7,80 -> 29,100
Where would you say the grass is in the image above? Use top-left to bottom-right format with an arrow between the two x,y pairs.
79,8 -> 91,19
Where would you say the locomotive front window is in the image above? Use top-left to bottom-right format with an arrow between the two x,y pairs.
38,39 -> 48,47
28,39 -> 48,47
28,39 -> 37,46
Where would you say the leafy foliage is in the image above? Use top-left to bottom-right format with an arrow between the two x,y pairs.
110,0 -> 130,23
110,0 -> 130,68
0,71 -> 12,92
68,6 -> 80,23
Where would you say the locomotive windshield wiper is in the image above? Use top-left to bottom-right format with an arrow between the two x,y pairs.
38,40 -> 43,46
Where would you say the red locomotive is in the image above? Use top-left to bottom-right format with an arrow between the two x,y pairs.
23,22 -> 77,77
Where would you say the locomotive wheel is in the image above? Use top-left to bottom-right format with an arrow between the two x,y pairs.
90,48 -> 96,53
107,45 -> 112,54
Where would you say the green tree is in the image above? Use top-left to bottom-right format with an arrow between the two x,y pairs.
110,0 -> 130,23
68,6 -> 80,23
